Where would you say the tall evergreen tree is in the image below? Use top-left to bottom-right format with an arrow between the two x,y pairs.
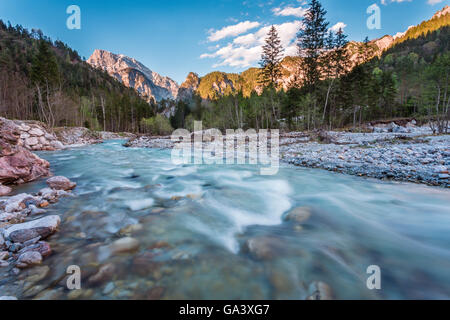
259,25 -> 284,87
297,0 -> 329,88
31,40 -> 59,87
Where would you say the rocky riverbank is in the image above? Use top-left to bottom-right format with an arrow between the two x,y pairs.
0,117 -> 133,195
0,118 -> 51,193
0,176 -> 77,300
0,116 -> 137,299
283,133 -> 449,187
124,122 -> 449,187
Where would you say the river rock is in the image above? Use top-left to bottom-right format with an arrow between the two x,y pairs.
88,263 -> 116,285
0,184 -> 12,196
283,207 -> 312,224
245,237 -> 282,260
25,137 -> 39,146
132,252 -> 160,276
29,204 -> 46,216
3,215 -> 61,239
23,265 -> 50,285
110,237 -> 140,254
306,281 -> 334,300
19,241 -> 52,258
9,227 -> 52,243
29,128 -> 45,137
4,193 -> 37,213
17,251 -> 43,268
146,286 -> 165,300
50,140 -> 64,149
103,282 -> 115,295
119,224 -> 143,235
46,176 -> 76,191
0,251 -> 9,260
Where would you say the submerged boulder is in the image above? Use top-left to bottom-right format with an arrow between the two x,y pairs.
245,236 -> 284,260
283,207 -> 312,224
306,281 -> 334,300
110,237 -> 140,254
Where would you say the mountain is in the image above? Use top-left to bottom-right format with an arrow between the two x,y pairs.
179,5 -> 449,101
87,50 -> 179,102
177,72 -> 200,101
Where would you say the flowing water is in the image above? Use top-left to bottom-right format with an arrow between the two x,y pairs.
2,140 -> 450,299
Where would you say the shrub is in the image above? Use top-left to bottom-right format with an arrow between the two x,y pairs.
140,114 -> 173,136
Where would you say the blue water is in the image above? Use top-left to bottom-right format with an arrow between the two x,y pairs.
4,140 -> 450,299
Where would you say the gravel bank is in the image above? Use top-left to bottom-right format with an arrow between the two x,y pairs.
125,124 -> 449,187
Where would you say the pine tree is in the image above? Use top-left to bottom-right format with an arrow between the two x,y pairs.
333,28 -> 350,77
297,0 -> 329,89
259,25 -> 284,87
31,40 -> 59,87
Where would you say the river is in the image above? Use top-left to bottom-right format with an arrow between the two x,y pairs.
3,140 -> 450,299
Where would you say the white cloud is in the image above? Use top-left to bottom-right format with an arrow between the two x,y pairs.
330,22 -> 347,32
207,21 -> 261,42
381,0 -> 412,5
201,21 -> 303,68
272,6 -> 307,18
427,0 -> 445,5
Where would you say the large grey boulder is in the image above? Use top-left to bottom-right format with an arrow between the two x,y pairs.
3,215 -> 61,239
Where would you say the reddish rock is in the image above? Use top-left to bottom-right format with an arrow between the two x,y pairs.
9,227 -> 53,243
0,184 -> 12,196
146,287 -> 165,300
46,176 -> 77,191
39,201 -> 50,208
0,118 -> 50,185
132,252 -> 161,277
20,241 -> 52,258
17,251 -> 43,268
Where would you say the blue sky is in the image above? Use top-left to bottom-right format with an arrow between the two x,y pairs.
0,0 -> 448,83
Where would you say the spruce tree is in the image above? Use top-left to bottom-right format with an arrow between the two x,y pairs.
259,25 -> 284,87
297,0 -> 329,89
31,39 -> 59,87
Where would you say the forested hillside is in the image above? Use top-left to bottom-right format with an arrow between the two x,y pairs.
0,21 -> 152,133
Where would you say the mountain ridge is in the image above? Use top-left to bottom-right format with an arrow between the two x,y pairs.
87,49 -> 179,102
88,5 -> 449,102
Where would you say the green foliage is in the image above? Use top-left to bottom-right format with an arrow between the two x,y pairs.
197,72 -> 240,100
140,114 -> 174,136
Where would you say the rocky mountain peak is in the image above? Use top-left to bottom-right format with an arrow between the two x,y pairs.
177,72 -> 201,101
87,49 -> 179,102
432,5 -> 449,19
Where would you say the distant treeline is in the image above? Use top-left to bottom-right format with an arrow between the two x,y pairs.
164,1 -> 449,133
